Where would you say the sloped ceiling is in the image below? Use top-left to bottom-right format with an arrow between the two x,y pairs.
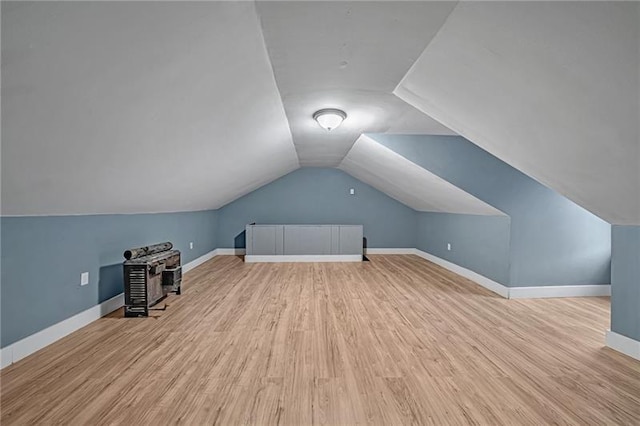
395,1 -> 640,225
256,1 -> 456,166
340,135 -> 505,216
4,1 -> 634,222
1,2 -> 298,215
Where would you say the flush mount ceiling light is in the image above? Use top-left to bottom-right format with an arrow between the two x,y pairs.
313,108 -> 347,131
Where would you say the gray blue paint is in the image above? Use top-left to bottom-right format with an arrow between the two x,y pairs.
611,226 -> 640,341
0,158 -> 621,349
1,209 -> 218,347
217,168 -> 417,250
371,134 -> 611,287
417,212 -> 511,285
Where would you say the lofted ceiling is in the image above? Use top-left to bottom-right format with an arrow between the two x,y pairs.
1,1 -> 298,215
2,1 -> 637,224
340,135 -> 504,216
395,1 -> 640,225
256,1 -> 456,166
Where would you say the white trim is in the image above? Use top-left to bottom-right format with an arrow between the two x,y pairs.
215,248 -> 246,256
413,249 -> 510,298
606,330 -> 640,361
365,248 -> 415,255
183,249 -> 218,273
245,255 -> 362,263
0,293 -> 124,369
220,248 -> 414,257
509,284 -> 611,299
1,247 -> 614,369
0,248 -> 220,369
412,249 -> 612,300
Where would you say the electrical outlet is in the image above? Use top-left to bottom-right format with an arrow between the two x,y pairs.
447,243 -> 451,251
349,188 -> 355,195
189,242 -> 194,250
80,272 -> 89,286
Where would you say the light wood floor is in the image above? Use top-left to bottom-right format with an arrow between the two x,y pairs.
2,255 -> 640,425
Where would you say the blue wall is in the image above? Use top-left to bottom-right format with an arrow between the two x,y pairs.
372,134 -> 611,287
217,168 -> 417,249
417,212 -> 511,285
611,226 -> 640,341
1,209 -> 218,347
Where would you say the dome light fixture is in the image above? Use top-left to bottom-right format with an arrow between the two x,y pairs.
313,108 -> 347,131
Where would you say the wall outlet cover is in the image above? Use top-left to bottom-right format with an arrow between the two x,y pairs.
447,243 -> 451,251
189,242 -> 194,249
349,188 -> 355,195
80,272 -> 89,286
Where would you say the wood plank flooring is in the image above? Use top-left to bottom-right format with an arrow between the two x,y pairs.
2,255 -> 640,425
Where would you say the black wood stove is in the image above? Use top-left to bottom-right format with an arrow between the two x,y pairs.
123,242 -> 182,317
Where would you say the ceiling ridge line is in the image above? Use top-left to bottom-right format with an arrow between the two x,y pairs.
392,0 -> 461,98
252,0 -> 301,167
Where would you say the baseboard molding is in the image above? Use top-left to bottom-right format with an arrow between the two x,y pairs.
606,330 -> 640,361
1,247 -> 614,369
0,248 -> 220,370
215,248 -> 246,256
0,293 -> 124,369
221,248 -> 413,257
411,249 -> 611,300
509,284 -> 611,299
245,254 -> 362,263
413,249 -> 510,298
365,248 -> 415,255
183,249 -> 218,273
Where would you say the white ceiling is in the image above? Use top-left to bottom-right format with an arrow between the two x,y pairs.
340,135 -> 505,216
4,1 -> 636,223
395,2 -> 640,225
1,2 -> 298,215
256,1 -> 456,166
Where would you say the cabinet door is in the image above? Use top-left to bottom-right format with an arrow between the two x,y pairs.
339,226 -> 363,255
330,226 -> 340,254
284,226 -> 332,255
274,226 -> 284,255
251,226 -> 278,255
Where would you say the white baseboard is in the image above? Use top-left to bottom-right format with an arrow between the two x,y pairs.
245,254 -> 362,263
413,249 -> 510,298
0,248 -> 220,370
222,248 -> 413,257
183,249 -> 218,273
215,248 -> 246,255
509,284 -> 611,299
606,330 -> 640,361
0,293 -> 124,369
1,247 -> 614,369
411,249 -> 610,300
365,248 -> 415,255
